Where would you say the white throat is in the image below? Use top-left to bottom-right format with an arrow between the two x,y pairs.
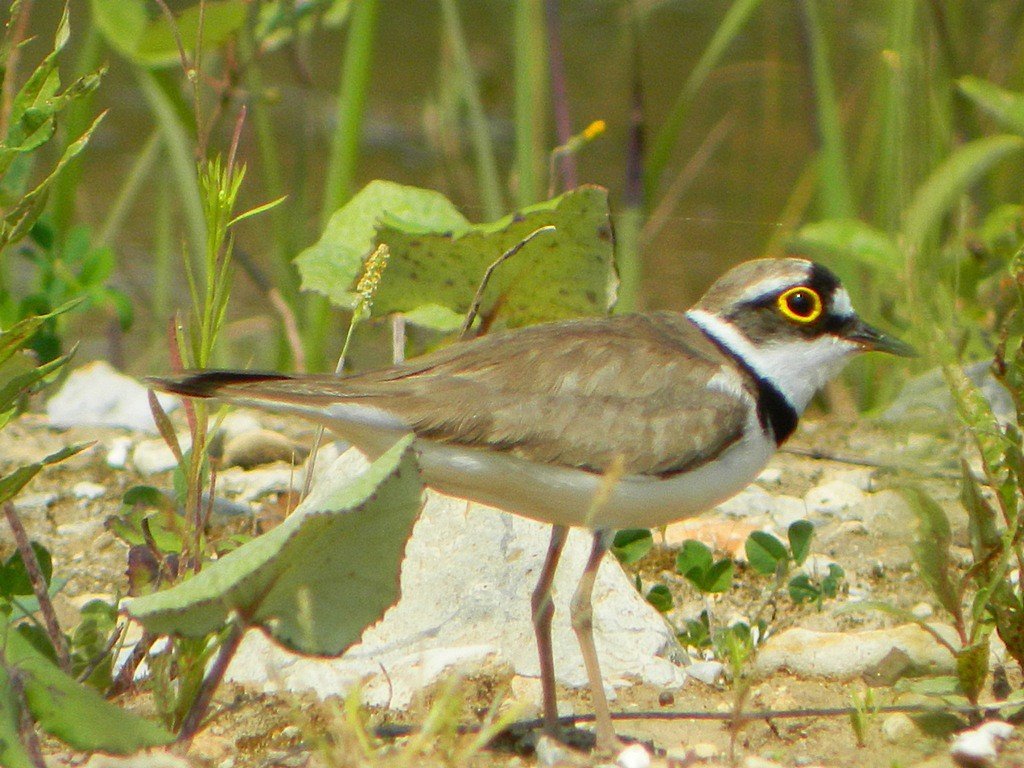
686,309 -> 858,413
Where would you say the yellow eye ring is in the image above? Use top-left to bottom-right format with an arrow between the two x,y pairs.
777,286 -> 823,323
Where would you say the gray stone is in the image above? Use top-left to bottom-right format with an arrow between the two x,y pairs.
105,437 -> 132,469
222,429 -> 308,469
227,451 -> 686,709
754,624 -> 957,679
804,480 -> 867,517
46,361 -> 178,432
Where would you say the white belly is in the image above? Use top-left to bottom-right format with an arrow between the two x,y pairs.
414,427 -> 776,529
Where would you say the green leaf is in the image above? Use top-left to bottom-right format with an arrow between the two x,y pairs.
675,540 -> 713,578
900,485 -> 961,621
5,628 -> 173,752
959,76 -> 1024,136
127,437 -> 423,655
956,638 -> 990,703
789,219 -> 901,274
0,442 -> 89,506
373,186 -> 615,329
645,584 -> 673,613
787,573 -> 820,604
699,559 -> 735,594
902,135 -> 1024,256
90,0 -> 246,68
787,520 -> 814,566
611,529 -> 653,564
0,542 -> 53,597
295,180 -> 469,308
745,531 -> 788,576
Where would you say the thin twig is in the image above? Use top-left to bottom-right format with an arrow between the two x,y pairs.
3,501 -> 71,672
374,700 -> 1006,739
176,619 -> 245,745
269,288 -> 306,372
9,668 -> 46,768
76,621 -> 127,685
459,225 -> 556,340
108,629 -> 158,696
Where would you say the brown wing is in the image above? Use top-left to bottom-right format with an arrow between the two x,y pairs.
152,312 -> 752,476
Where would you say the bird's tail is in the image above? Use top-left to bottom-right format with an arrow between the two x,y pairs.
146,370 -> 294,399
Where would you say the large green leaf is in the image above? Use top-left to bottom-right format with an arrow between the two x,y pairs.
127,437 -> 423,655
90,0 -> 246,68
3,628 -> 172,753
959,76 -> 1024,136
372,185 -> 616,329
296,180 -> 470,308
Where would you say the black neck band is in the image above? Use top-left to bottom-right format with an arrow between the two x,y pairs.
692,324 -> 799,445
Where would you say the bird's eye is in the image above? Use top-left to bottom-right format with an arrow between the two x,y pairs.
777,287 -> 823,323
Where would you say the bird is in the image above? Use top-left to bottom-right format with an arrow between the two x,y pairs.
148,257 -> 913,752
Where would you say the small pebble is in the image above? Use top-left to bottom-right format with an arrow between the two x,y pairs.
13,492 -> 57,512
133,437 -> 189,475
72,481 -> 106,500
281,725 -> 301,740
881,713 -> 917,744
744,757 -> 785,768
911,601 -> 934,619
535,734 -> 572,767
105,437 -> 132,469
756,467 -> 782,485
658,690 -> 674,706
616,743 -> 651,768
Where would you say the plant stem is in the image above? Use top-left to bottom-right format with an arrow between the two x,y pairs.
513,0 -> 546,206
543,0 -> 576,191
614,21 -> 646,314
176,621 -> 244,745
3,501 -> 71,673
320,0 -> 379,222
97,131 -> 162,248
440,0 -> 503,219
9,667 -> 46,768
797,0 -> 854,219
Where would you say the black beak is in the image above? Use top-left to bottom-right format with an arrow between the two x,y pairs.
844,319 -> 916,357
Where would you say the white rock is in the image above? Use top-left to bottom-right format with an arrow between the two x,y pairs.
72,481 -> 106,500
227,451 -> 687,709
754,624 -> 957,679
804,480 -> 867,517
743,757 -> 785,768
756,467 -> 782,485
714,486 -> 778,519
616,743 -> 651,768
686,660 -> 724,685
830,468 -> 875,492
881,713 -> 917,743
536,735 -> 572,767
105,437 -> 132,469
217,465 -> 304,502
768,495 -> 808,529
46,361 -> 178,432
950,720 -> 1014,766
132,437 -> 189,475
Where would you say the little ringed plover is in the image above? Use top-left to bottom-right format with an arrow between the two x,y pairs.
149,257 -> 913,752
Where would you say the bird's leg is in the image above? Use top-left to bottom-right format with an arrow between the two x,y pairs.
530,524 -> 569,739
570,528 -> 618,753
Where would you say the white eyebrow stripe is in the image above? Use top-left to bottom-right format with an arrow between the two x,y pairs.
736,275 -> 804,304
830,287 -> 854,317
